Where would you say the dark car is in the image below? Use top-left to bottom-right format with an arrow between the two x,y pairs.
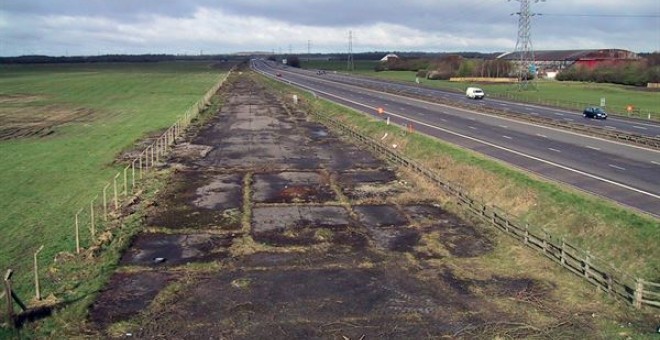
276,72 -> 282,77
583,106 -> 607,119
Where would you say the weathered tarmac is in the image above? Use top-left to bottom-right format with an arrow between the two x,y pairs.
88,75 -> 599,339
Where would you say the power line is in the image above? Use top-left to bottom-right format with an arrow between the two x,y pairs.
541,13 -> 659,18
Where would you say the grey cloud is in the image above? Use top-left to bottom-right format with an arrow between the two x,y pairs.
0,0 -> 657,56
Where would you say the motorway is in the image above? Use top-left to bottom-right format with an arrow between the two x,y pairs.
251,60 -> 660,218
276,62 -> 660,139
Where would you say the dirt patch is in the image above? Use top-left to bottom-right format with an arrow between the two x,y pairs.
89,271 -> 177,328
167,143 -> 213,164
252,171 -> 336,203
251,205 -> 354,246
0,105 -> 96,140
120,232 -> 237,266
354,205 -> 409,228
132,266 -> 488,339
146,171 -> 243,230
338,169 -> 405,200
0,94 -> 45,104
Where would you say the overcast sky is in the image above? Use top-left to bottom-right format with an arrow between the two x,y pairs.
1,0 -> 658,56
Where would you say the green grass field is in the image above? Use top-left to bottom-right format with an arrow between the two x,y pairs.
0,61 -> 226,297
301,60 -> 660,119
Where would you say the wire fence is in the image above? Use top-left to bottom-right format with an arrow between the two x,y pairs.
311,110 -> 660,310
2,68 -> 233,326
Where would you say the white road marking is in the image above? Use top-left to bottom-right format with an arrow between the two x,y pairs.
537,133 -> 547,138
499,125 -> 508,128
554,112 -> 564,116
440,118 -> 447,122
605,126 -> 616,130
548,148 -> 561,153
652,161 -> 660,165
585,146 -> 601,151
633,125 -> 647,130
609,164 -> 626,171
469,126 -> 477,130
502,135 -> 513,139
530,112 -> 539,115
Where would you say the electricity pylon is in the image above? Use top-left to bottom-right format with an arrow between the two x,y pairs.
511,0 -> 544,90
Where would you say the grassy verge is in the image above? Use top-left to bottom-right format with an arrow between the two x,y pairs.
301,60 -> 659,119
0,62 -> 226,298
256,72 -> 660,281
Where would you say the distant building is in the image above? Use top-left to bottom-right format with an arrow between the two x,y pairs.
497,49 -> 639,78
380,53 -> 400,62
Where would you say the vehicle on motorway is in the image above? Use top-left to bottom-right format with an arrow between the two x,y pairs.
276,72 -> 282,77
583,106 -> 608,119
466,87 -> 485,99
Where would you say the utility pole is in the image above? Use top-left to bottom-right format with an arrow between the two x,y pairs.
347,30 -> 354,71
511,0 -> 544,90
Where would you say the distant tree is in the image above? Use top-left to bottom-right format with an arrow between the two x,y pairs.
287,56 -> 301,68
267,55 -> 277,62
457,59 -> 476,77
646,52 -> 660,67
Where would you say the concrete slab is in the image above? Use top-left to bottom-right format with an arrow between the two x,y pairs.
120,233 -> 236,266
252,171 -> 335,203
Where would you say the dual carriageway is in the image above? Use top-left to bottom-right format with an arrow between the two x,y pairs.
252,59 -> 660,217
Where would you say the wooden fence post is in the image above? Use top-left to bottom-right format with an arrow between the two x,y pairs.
102,183 -> 109,221
123,166 -> 128,195
131,160 -> 136,191
584,251 -> 591,279
33,245 -> 44,300
4,269 -> 14,325
158,137 -> 162,156
542,229 -> 549,254
524,224 -> 529,245
560,238 -> 566,265
90,199 -> 95,240
150,144 -> 155,167
633,279 -> 644,309
113,173 -> 119,210
75,208 -> 82,254
139,152 -> 144,179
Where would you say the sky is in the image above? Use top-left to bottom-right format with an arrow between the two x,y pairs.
0,0 -> 658,56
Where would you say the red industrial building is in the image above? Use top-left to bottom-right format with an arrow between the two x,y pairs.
497,49 -> 639,77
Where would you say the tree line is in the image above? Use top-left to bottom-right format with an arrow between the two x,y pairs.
375,56 -> 514,80
556,53 -> 660,86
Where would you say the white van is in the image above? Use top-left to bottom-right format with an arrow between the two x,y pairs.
466,87 -> 485,99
